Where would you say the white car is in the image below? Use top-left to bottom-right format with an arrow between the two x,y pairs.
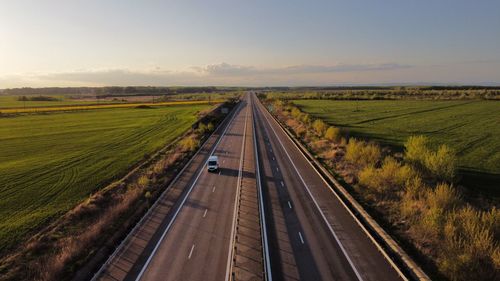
207,156 -> 219,172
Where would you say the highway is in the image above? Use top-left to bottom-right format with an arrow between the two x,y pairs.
93,92 -> 406,281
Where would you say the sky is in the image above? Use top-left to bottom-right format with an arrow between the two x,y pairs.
0,0 -> 499,87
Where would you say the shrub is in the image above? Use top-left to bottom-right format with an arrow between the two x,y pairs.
439,206 -> 499,281
426,183 -> 461,212
137,175 -> 149,188
418,206 -> 445,240
358,156 -> 415,194
301,113 -> 311,124
197,123 -> 207,134
291,107 -> 301,119
358,165 -> 382,192
180,136 -> 198,152
405,135 -> 430,167
425,144 -> 457,181
404,176 -> 427,201
207,122 -> 214,132
345,138 -> 381,168
405,135 -> 457,182
312,119 -> 327,136
144,191 -> 152,200
325,126 -> 340,142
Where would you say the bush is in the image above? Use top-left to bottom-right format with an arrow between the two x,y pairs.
405,135 -> 457,182
312,119 -> 327,136
425,145 -> 457,181
345,138 -> 381,168
439,206 -> 499,281
180,136 -> 198,152
404,176 -> 427,201
137,175 -> 149,188
291,107 -> 301,119
197,123 -> 207,134
405,135 -> 429,166
324,126 -> 340,142
358,156 -> 415,194
426,183 -> 461,213
207,122 -> 214,132
301,113 -> 311,124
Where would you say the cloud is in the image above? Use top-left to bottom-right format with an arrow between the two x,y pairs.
0,62 -> 414,87
198,62 -> 411,76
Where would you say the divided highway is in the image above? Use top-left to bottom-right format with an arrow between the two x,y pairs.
92,93 -> 407,281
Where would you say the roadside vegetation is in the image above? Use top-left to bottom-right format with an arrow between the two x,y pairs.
0,99 -> 236,280
262,96 -> 499,281
292,99 -> 500,195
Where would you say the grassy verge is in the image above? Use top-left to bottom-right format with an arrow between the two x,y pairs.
261,97 -> 499,281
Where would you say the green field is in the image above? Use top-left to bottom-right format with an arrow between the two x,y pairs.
0,95 -> 98,109
293,100 -> 500,193
0,104 -> 209,251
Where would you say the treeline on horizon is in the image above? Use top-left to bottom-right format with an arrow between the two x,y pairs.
266,86 -> 500,100
1,85 -> 500,100
0,86 -> 238,97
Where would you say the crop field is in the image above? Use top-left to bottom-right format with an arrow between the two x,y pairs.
293,99 -> 500,193
0,100 -> 222,114
0,103 -> 210,252
0,95 -> 99,109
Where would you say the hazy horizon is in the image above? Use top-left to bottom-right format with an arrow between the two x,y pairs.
1,0 -> 499,87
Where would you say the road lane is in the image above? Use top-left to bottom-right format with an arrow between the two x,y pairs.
96,92 -> 409,281
252,93 -> 403,281
138,98 -> 250,281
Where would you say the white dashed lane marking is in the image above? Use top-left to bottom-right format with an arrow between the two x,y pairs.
298,232 -> 305,244
188,244 -> 195,259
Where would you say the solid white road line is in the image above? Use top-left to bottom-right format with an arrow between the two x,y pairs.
257,99 -> 365,281
298,232 -> 305,244
188,244 -> 195,259
288,201 -> 292,209
134,102 -> 242,281
203,209 -> 208,218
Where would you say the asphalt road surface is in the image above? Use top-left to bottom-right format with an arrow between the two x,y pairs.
94,93 -> 405,281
